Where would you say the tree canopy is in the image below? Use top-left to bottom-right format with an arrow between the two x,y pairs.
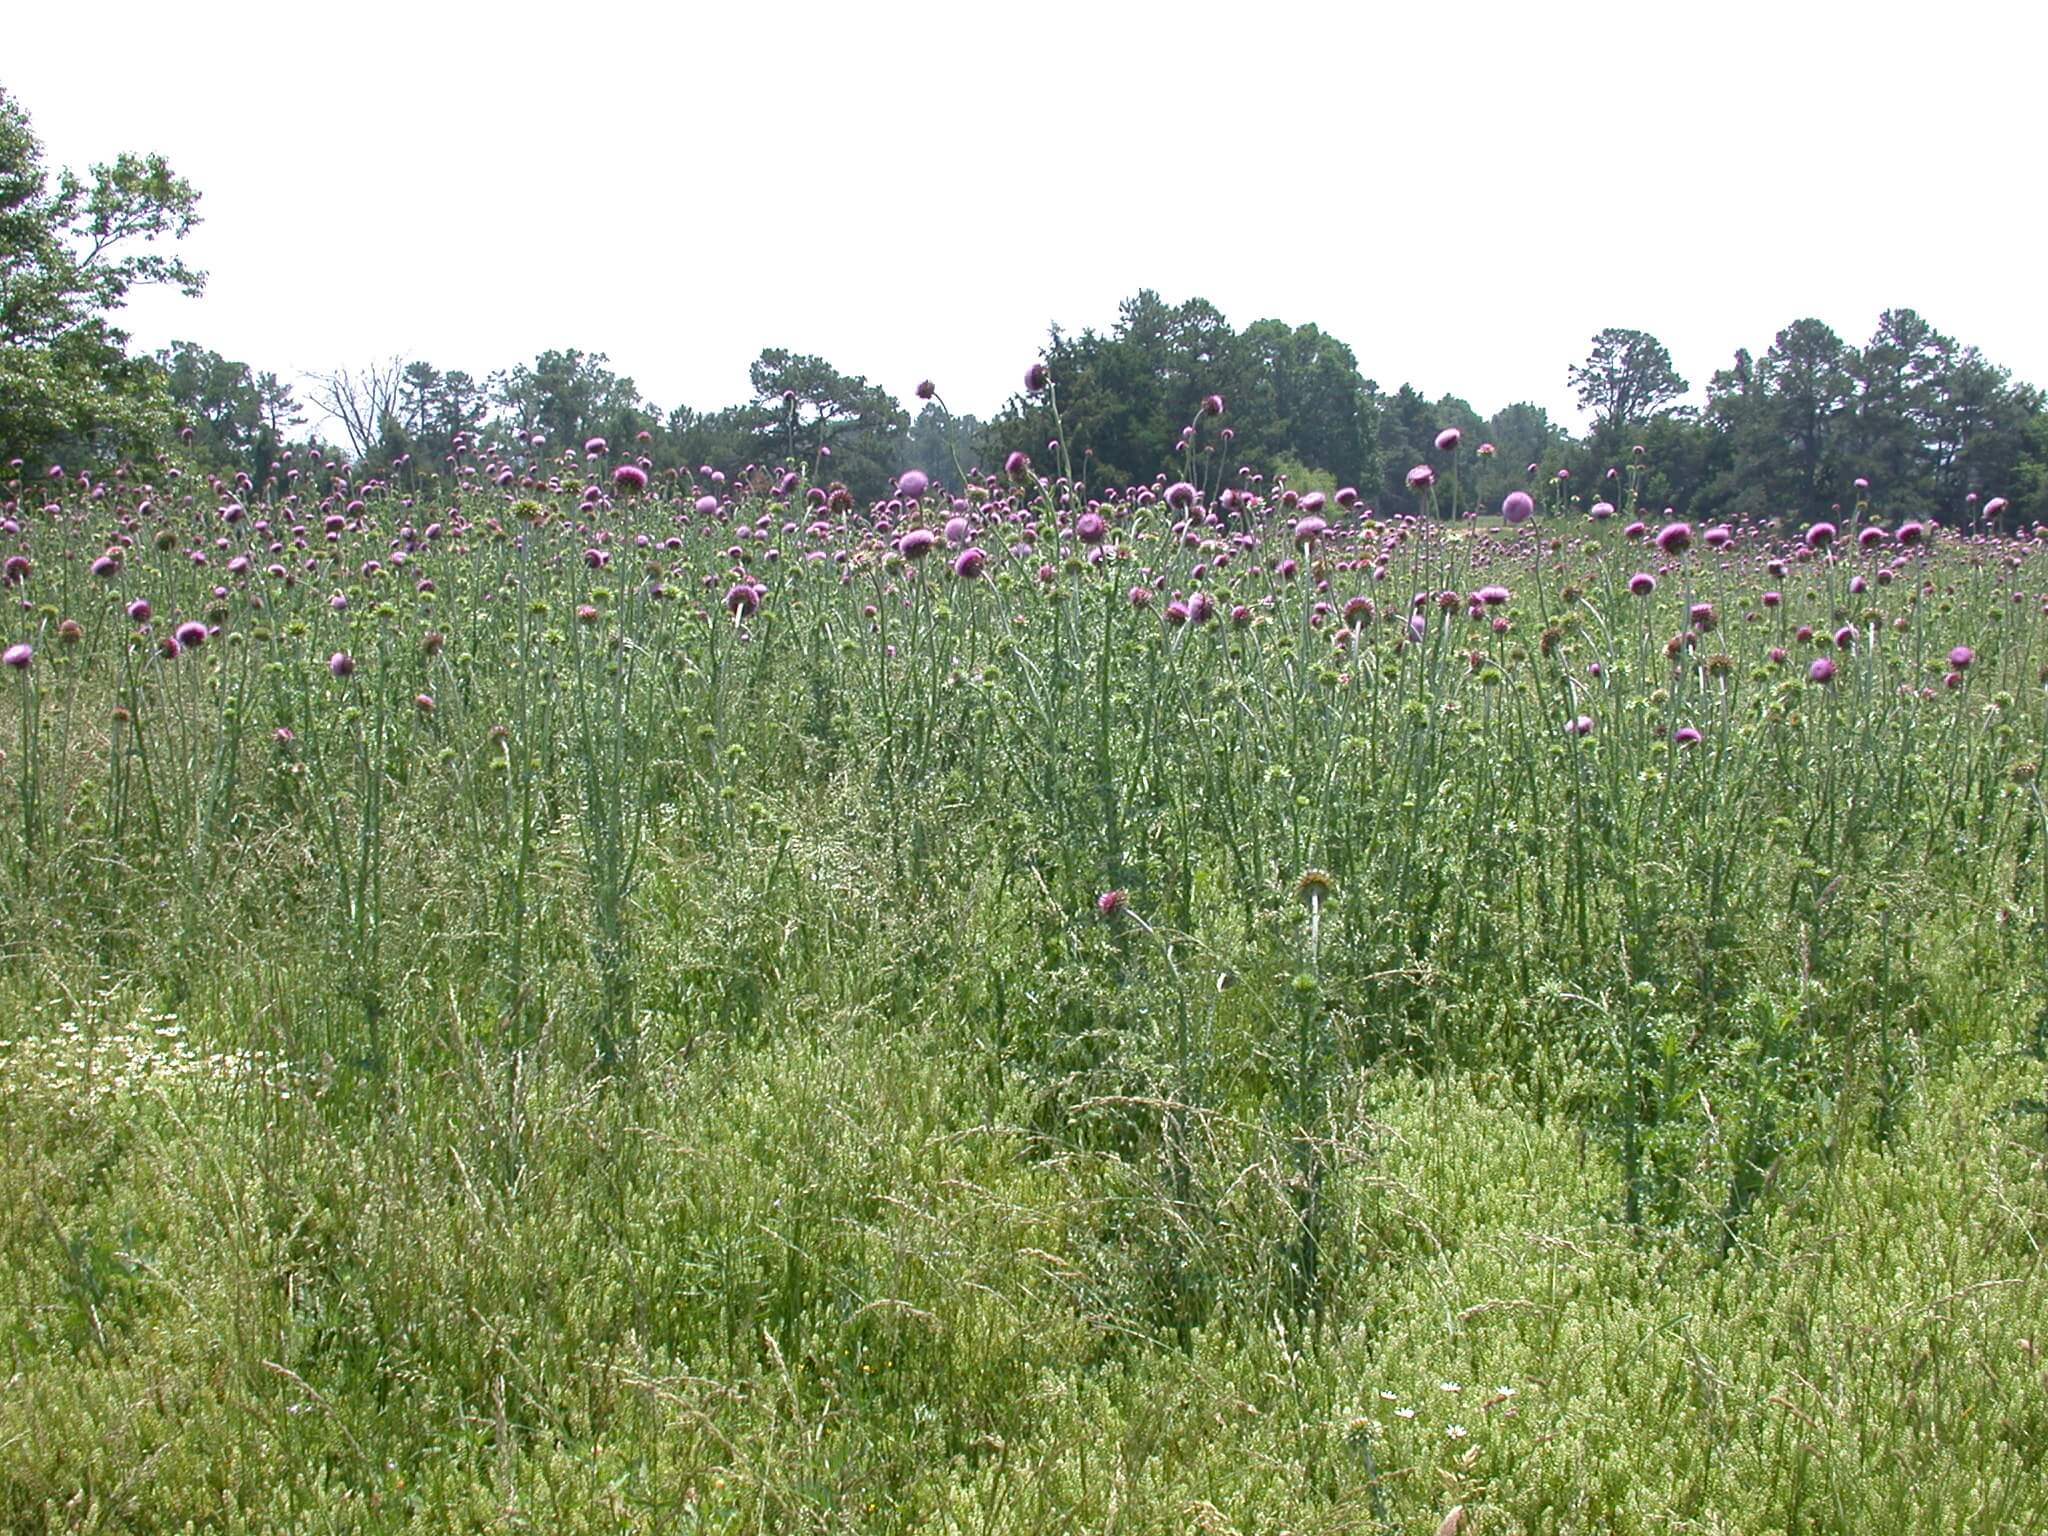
0,84 -> 205,457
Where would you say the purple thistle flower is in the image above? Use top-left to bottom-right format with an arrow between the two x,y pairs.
1949,645 -> 1974,669
1805,521 -> 1836,548
1808,655 -> 1836,684
612,463 -> 648,493
897,469 -> 930,499
1653,522 -> 1692,555
1435,427 -> 1461,452
1024,363 -> 1050,393
1501,490 -> 1534,524
896,528 -> 936,560
952,546 -> 988,579
128,599 -> 152,623
329,651 -> 355,678
1165,481 -> 1198,510
1096,889 -> 1127,916
1293,515 -> 1328,545
1673,726 -> 1702,747
3,643 -> 30,669
174,621 -> 207,649
1074,510 -> 1107,545
1405,465 -> 1435,490
1629,572 -> 1657,596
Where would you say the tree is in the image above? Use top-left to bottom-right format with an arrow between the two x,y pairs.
158,339 -> 302,484
493,348 -> 652,458
1568,328 -> 1688,443
0,84 -> 204,457
307,359 -> 406,464
746,348 -> 908,498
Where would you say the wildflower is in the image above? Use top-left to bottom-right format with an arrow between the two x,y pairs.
612,463 -> 648,493
953,546 -> 988,579
127,599 -> 152,623
2,643 -> 30,669
1984,497 -> 2009,518
174,621 -> 207,649
724,583 -> 760,617
1566,715 -> 1592,735
897,469 -> 930,499
1806,521 -> 1836,548
1165,481 -> 1198,510
1628,572 -> 1657,596
328,651 -> 354,678
1074,510 -> 1107,544
896,528 -> 936,560
1808,655 -> 1836,684
916,379 -> 936,400
1653,522 -> 1692,555
1025,363 -> 1050,393
1096,889 -> 1127,916
1005,451 -> 1031,481
415,693 -> 435,713
1406,465 -> 1435,490
1201,394 -> 1224,416
1673,726 -> 1702,746
1435,427 -> 1461,452
1949,645 -> 1975,669
1501,491 -> 1534,524
1296,868 -> 1335,905
1294,515 -> 1328,545
1590,500 -> 1616,519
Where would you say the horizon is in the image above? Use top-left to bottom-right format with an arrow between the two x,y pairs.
6,2 -> 2042,442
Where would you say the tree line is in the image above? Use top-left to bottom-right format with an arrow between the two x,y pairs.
6,81 -> 2045,524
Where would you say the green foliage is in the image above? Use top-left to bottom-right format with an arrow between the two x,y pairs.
0,452 -> 2044,1528
0,84 -> 203,461
156,339 -> 302,483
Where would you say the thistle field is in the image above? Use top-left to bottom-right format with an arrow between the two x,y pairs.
3,444 -> 2046,1533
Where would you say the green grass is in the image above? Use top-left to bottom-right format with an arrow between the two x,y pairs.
5,981 -> 2043,1532
1,457 -> 2045,1529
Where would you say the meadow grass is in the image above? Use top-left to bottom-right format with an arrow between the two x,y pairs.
2,448 -> 2045,1531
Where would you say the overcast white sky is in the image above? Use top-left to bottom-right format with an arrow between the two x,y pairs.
9,0 -> 2044,438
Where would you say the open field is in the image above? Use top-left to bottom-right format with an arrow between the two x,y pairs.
3,451 -> 2046,1532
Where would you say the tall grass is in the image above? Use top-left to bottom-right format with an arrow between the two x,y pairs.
1,443 -> 2044,1531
